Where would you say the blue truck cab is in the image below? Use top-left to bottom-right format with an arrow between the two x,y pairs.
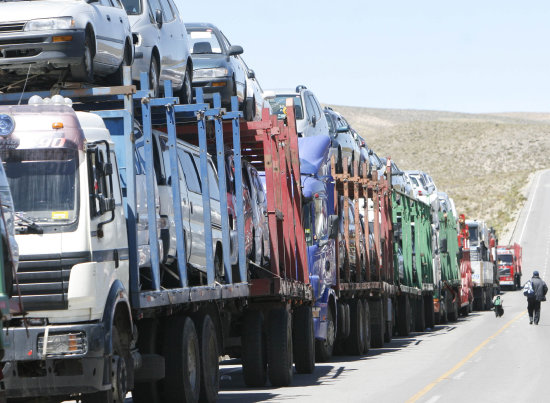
298,135 -> 339,360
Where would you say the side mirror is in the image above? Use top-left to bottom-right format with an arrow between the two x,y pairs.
228,45 -> 244,56
311,115 -> 317,127
328,214 -> 339,240
247,69 -> 255,79
155,9 -> 163,28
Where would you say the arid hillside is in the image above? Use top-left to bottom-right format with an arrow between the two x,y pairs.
329,105 -> 550,238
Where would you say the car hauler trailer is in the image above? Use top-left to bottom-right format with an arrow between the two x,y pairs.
391,188 -> 435,335
0,71 -> 313,401
431,201 -> 462,323
466,219 -> 498,311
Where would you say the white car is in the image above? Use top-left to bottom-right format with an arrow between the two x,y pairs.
121,0 -> 193,100
264,86 -> 330,138
0,0 -> 133,86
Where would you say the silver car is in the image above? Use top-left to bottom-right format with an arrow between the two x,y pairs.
121,0 -> 193,101
0,0 -> 133,86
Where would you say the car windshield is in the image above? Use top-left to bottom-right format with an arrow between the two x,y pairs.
187,29 -> 223,54
121,0 -> 142,15
267,96 -> 304,120
0,148 -> 79,226
497,254 -> 513,264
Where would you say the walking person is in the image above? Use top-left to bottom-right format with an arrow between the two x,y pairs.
523,271 -> 548,325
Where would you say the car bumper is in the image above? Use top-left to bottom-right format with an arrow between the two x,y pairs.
192,76 -> 233,105
1,322 -> 108,398
0,29 -> 86,73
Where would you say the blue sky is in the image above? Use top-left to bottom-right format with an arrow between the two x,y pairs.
175,0 -> 549,113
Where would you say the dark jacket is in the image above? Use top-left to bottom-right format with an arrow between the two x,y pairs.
531,276 -> 548,301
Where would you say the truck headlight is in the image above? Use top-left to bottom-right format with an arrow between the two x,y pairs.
193,68 -> 228,79
37,332 -> 87,357
25,17 -> 75,31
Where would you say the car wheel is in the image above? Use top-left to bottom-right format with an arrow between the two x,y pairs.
71,33 -> 94,83
244,95 -> 255,121
178,66 -> 193,105
148,56 -> 160,97
108,42 -> 131,86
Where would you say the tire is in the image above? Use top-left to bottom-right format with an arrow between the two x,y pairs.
241,310 -> 267,387
133,319 -> 161,403
194,314 -> 219,403
369,299 -> 385,348
315,305 -> 335,362
293,305 -> 315,374
148,55 -> 160,98
397,294 -> 411,336
267,307 -> 293,387
414,296 -> 426,331
179,66 -> 193,105
344,299 -> 364,355
424,294 -> 435,329
361,299 -> 371,354
71,33 -> 94,83
448,296 -> 458,322
214,246 -> 224,282
337,148 -> 343,174
82,326 -> 128,403
244,96 -> 255,121
161,316 -> 200,403
108,42 -> 131,86
336,303 -> 346,341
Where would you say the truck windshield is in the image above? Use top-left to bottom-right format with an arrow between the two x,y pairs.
267,96 -> 304,120
1,148 -> 79,226
497,254 -> 513,265
468,226 -> 478,243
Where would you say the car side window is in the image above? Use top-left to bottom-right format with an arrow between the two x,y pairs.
100,0 -> 113,6
159,0 -> 174,21
304,93 -> 316,123
207,162 -> 220,201
325,113 -> 335,132
178,150 -> 201,194
310,94 -> 322,119
111,0 -> 124,8
148,0 -> 163,22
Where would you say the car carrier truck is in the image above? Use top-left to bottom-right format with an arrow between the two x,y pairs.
0,71 -> 315,402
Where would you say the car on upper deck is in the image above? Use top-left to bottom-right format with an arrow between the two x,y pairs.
264,85 -> 329,138
324,107 -> 361,174
0,0 -> 134,88
121,0 -> 193,101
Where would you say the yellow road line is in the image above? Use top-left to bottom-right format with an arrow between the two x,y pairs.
406,311 -> 525,403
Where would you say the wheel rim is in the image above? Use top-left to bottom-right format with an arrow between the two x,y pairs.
149,59 -> 159,96
326,316 -> 335,348
112,354 -> 127,403
83,45 -> 93,79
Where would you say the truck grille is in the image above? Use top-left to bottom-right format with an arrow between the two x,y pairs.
0,22 -> 26,33
15,252 -> 91,311
469,250 -> 479,261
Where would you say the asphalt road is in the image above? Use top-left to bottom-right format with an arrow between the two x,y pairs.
70,169 -> 550,403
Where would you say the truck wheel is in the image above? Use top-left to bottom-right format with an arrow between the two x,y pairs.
315,306 -> 335,362
267,307 -> 293,387
397,294 -> 411,336
162,316 -> 200,403
194,314 -> 219,403
293,305 -> 315,374
344,299 -> 364,355
369,299 -> 384,348
242,310 -> 267,387
82,326 -> 129,403
361,300 -> 371,354
133,319 -> 161,403
448,297 -> 458,322
414,296 -> 426,331
424,294 -> 435,329
480,289 -> 487,311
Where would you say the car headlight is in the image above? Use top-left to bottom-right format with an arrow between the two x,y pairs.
193,68 -> 228,79
25,17 -> 75,31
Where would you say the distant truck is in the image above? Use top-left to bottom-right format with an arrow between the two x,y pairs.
497,243 -> 522,290
465,219 -> 498,310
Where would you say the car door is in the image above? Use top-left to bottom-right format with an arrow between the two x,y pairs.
157,0 -> 186,86
220,31 -> 246,102
178,148 -> 205,269
95,0 -> 124,67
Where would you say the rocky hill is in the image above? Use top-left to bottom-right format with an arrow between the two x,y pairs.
329,105 -> 550,239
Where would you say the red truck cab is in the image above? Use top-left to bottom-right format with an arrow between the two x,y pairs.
497,243 -> 522,289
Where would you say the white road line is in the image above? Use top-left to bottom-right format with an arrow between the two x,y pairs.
454,371 -> 466,380
518,171 -> 543,244
425,395 -> 441,403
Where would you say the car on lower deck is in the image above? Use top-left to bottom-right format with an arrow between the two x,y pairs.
0,0 -> 134,88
